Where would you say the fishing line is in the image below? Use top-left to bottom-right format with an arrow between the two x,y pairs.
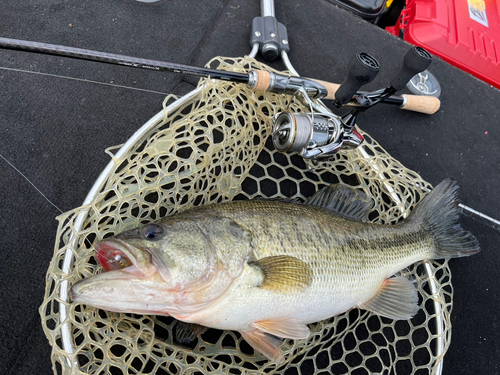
0,154 -> 104,256
0,153 -> 64,214
0,66 -> 171,96
0,153 -> 102,252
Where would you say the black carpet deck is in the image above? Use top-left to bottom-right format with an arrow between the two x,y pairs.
1,1 -> 498,374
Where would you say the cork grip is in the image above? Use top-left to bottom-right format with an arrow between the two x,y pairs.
400,94 -> 440,115
252,70 -> 271,92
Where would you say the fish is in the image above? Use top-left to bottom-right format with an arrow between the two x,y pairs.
71,178 -> 479,361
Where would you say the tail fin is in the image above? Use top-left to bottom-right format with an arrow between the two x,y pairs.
409,178 -> 480,258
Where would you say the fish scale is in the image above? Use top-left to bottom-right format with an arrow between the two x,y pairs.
204,200 -> 432,279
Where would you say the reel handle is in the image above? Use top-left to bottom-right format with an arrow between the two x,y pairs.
310,81 -> 440,114
390,46 -> 432,91
248,69 -> 441,114
334,52 -> 380,105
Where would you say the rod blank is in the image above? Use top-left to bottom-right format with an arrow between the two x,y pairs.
0,37 -> 249,84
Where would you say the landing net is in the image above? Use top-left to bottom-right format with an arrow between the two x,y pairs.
40,56 -> 452,375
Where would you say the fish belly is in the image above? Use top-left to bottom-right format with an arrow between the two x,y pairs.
184,272 -> 382,331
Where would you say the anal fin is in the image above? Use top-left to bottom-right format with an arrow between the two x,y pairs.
360,276 -> 419,320
251,318 -> 310,339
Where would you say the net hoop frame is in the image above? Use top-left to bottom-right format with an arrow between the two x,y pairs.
58,86 -> 205,367
49,60 -> 449,374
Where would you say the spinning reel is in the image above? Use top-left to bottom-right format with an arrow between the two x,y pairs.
271,47 -> 433,160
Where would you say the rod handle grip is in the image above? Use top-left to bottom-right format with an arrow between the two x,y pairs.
312,80 -> 440,114
400,94 -> 440,115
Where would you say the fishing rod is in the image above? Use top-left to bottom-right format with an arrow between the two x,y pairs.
0,37 -> 439,160
0,37 -> 437,110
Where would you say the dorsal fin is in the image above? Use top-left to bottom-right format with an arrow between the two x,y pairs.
304,184 -> 373,221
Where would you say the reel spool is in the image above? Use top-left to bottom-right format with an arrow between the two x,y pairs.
272,111 -> 364,159
272,111 -> 350,159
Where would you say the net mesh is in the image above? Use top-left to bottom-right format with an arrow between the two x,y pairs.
40,56 -> 453,375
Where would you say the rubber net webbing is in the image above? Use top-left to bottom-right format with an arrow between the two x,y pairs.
40,56 -> 450,375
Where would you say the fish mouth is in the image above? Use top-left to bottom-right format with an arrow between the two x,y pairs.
95,239 -> 157,277
70,238 -> 233,316
69,239 -> 176,315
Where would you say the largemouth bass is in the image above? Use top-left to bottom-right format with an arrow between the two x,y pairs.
71,178 -> 479,360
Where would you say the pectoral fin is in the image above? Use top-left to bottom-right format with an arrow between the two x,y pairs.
360,276 -> 419,320
240,330 -> 283,362
175,321 -> 209,344
250,255 -> 313,293
251,318 -> 310,339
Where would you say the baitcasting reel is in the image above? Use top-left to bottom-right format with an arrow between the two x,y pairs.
271,47 -> 433,160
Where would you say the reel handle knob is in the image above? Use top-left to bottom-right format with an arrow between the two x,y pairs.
390,46 -> 432,91
335,52 -> 380,105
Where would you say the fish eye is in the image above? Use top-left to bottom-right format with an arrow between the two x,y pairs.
141,224 -> 163,241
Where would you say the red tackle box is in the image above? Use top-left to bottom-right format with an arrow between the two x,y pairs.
386,0 -> 500,89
